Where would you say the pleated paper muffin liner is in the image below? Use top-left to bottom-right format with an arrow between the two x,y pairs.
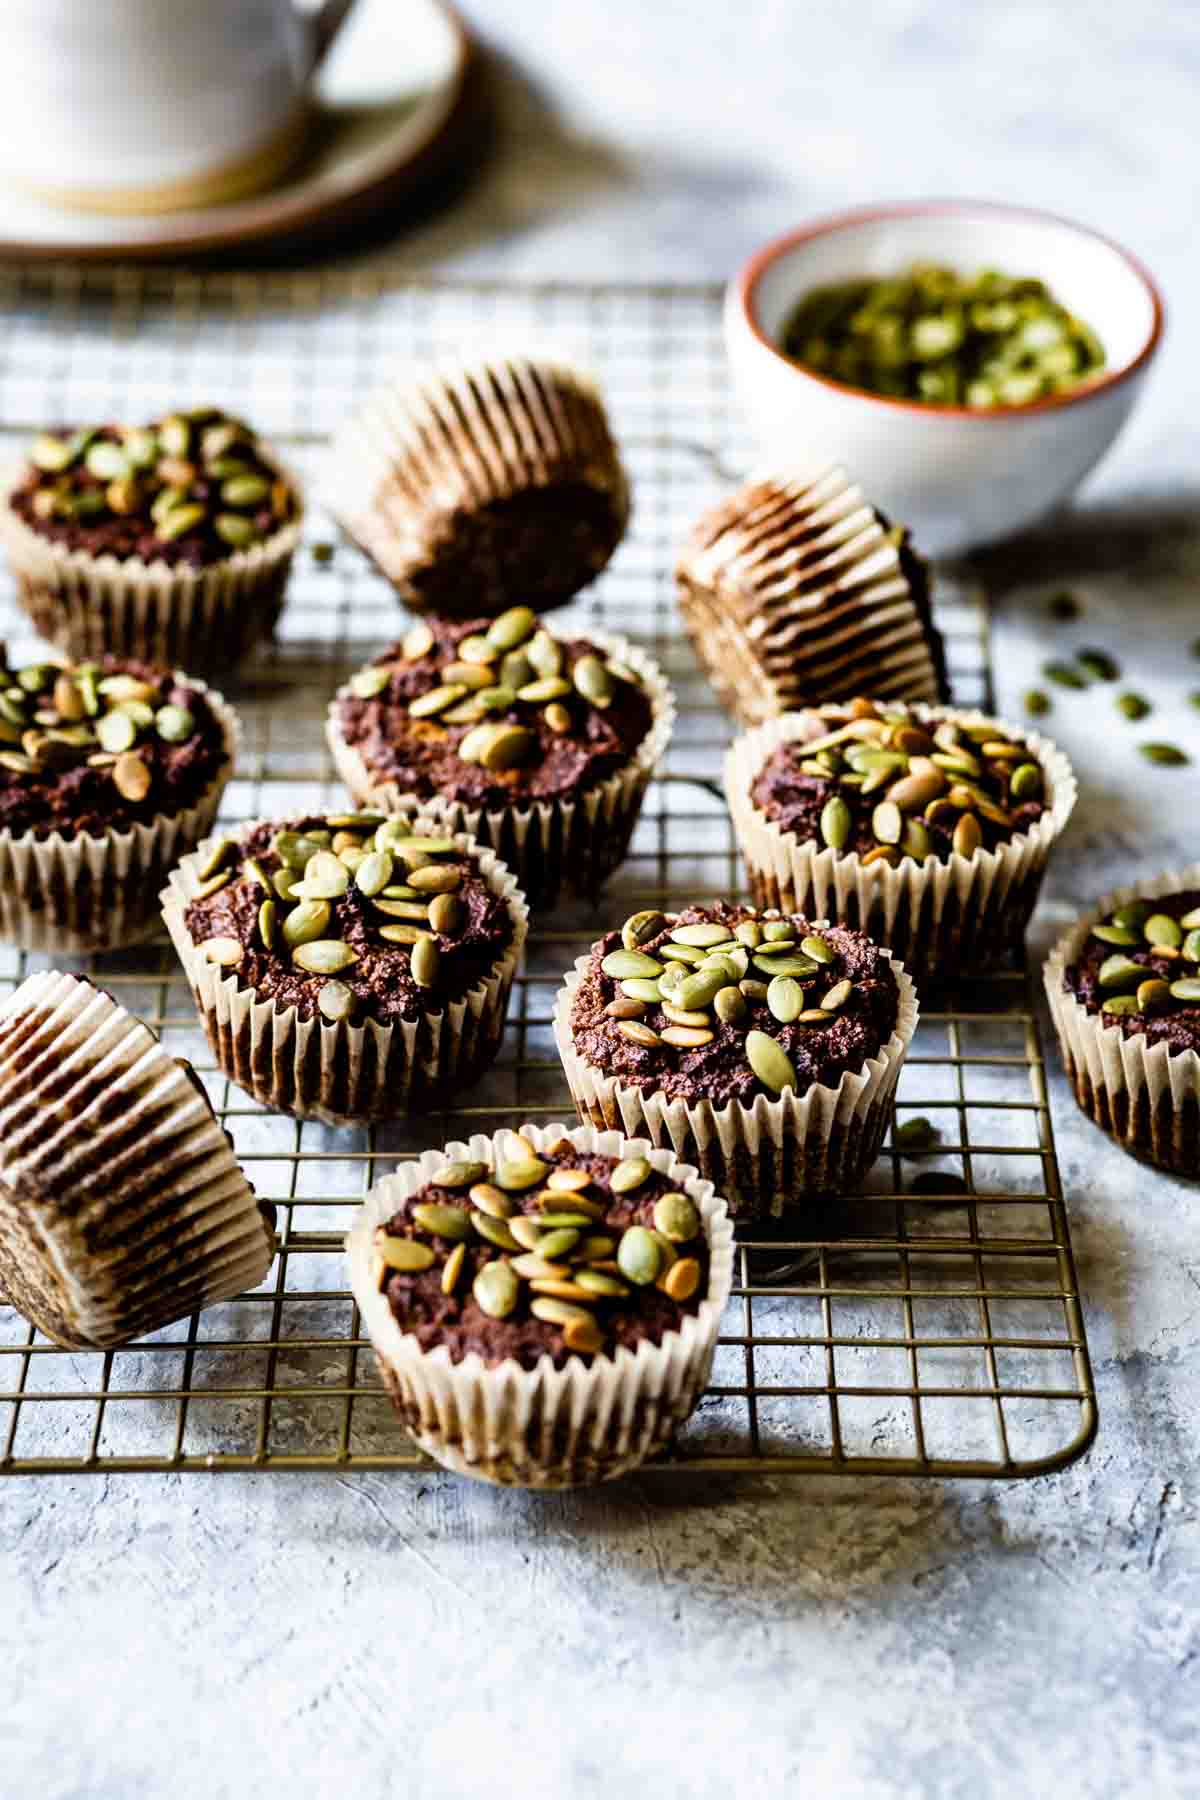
1044,866 -> 1200,1177
0,970 -> 275,1350
161,821 -> 528,1126
325,354 -> 630,618
552,948 -> 919,1221
676,466 -> 945,726
726,706 -> 1077,985
326,630 -> 675,911
0,460 -> 302,674
0,674 -> 240,954
345,1119 -> 734,1487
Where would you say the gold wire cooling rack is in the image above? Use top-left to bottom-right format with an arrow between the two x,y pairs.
0,269 -> 1096,1478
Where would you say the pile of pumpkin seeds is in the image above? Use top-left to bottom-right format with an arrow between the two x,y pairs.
782,700 -> 1043,866
24,410 -> 297,551
194,816 -> 485,1022
597,905 -> 863,1098
780,263 -> 1105,407
0,659 -> 202,804
372,1136 -> 706,1356
348,605 -> 641,774
1089,897 -> 1200,1018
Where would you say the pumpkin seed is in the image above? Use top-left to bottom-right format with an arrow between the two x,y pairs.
660,942 -> 704,965
610,1156 -> 652,1195
871,800 -> 906,847
111,752 -> 151,802
1092,922 -> 1138,947
282,900 -> 331,947
895,1116 -> 937,1153
544,1167 -> 591,1194
484,604 -> 537,652
1043,661 -> 1088,690
427,892 -> 462,936
378,1236 -> 436,1274
1137,978 -> 1172,1013
411,936 -> 441,988
409,683 -> 468,719
539,1195 -> 606,1224
302,851 -> 351,899
511,1254 -> 570,1281
658,962 -> 689,998
1116,692 -> 1150,721
1169,978 -> 1200,1002
1022,688 -> 1051,716
761,921 -> 792,942
517,675 -> 572,704
292,940 -> 358,975
473,1261 -> 519,1319
355,850 -> 394,897
534,1227 -> 580,1263
606,997 -> 646,1020
617,1226 -> 661,1286
201,936 -> 243,968
819,795 -> 852,850
661,1025 -> 714,1048
495,1157 -> 549,1192
745,1030 -> 797,1094
661,1003 -> 711,1028
377,924 -> 427,945
710,986 -> 745,1026
350,667 -> 391,700
441,1243 -> 467,1296
442,662 -> 496,691
618,1020 -> 660,1047
195,837 -> 234,882
621,909 -> 666,951
544,702 -> 572,734
274,830 -> 328,870
573,655 -> 614,707
458,634 -> 498,666
735,920 -> 763,948
663,1258 -> 701,1303
602,948 -> 663,980
220,473 -> 269,508
472,1214 -> 521,1252
1101,994 -> 1140,1017
1112,900 -> 1152,929
1140,742 -> 1189,766
433,1160 -> 488,1189
799,934 -> 833,964
575,1269 -> 629,1298
273,869 -> 299,900
258,899 -> 276,951
531,1296 -> 594,1327
767,975 -> 804,1024
653,1192 -> 700,1243
751,954 -> 818,979
31,433 -> 77,472
215,514 -> 258,549
317,980 -> 355,1022
1097,954 -> 1146,991
156,503 -> 206,543
621,977 -> 663,1003
672,923 -> 733,948
1144,913 -> 1183,949
1183,930 -> 1200,963
500,651 -> 534,691
412,1202 -> 472,1241
96,709 -> 137,754
481,724 -> 539,771
465,1183 -> 513,1221
578,1234 -> 617,1263
1077,647 -> 1119,682
525,630 -> 562,678
402,621 -> 435,660
1009,762 -> 1042,802
562,1316 -> 606,1354
670,968 -> 728,1011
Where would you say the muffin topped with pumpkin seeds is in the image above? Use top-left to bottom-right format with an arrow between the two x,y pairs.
0,652 -> 230,839
179,813 -> 518,1027
372,1135 -> 711,1370
1062,892 -> 1200,1051
749,699 -> 1048,868
332,608 -> 656,809
8,412 -> 299,568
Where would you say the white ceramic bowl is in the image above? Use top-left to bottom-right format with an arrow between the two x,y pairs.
725,201 -> 1164,557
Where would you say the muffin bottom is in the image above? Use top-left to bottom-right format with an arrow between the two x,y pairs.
1064,1053 -> 1200,1180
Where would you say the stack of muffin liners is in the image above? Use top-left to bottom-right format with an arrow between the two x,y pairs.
553,944 -> 920,1220
725,705 -> 1078,983
1044,866 -> 1200,1176
0,972 -> 274,1349
0,674 -> 240,955
162,820 -> 530,1127
676,468 -> 946,727
346,1121 -> 734,1487
325,629 -> 676,910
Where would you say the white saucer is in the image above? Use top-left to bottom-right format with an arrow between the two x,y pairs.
0,0 -> 475,260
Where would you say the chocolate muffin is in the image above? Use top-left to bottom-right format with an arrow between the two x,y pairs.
726,699 -> 1076,983
0,410 -> 302,671
326,356 -> 629,619
162,812 -> 528,1124
346,1121 -> 734,1486
554,901 -> 918,1218
676,468 -> 946,726
327,608 -> 674,909
1045,873 -> 1200,1177
0,970 -> 275,1349
0,650 -> 238,951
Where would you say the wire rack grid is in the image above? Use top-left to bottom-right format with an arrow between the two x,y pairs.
0,268 -> 1096,1479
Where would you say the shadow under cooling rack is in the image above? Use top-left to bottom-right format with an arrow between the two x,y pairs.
0,270 -> 1095,1478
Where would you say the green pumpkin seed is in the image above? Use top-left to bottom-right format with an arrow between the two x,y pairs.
500,651 -> 534,691
480,724 -> 539,771
317,980 -> 355,1023
1144,913 -> 1183,949
767,975 -> 805,1023
442,663 -> 495,692
536,1228 -> 581,1262
274,830 -> 329,870
661,1003 -> 710,1028
1091,923 -> 1139,946
610,1156 -> 652,1194
526,631 -> 562,678
221,473 -> 269,508
660,942 -> 705,965
272,869 -> 298,900
201,935 -> 243,968
572,655 -> 614,708
156,503 -> 206,543
378,1237 -> 436,1275
671,923 -> 734,948
544,703 -> 572,734
1043,661 -> 1088,690
473,1261 -> 519,1319
1183,930 -> 1200,963
433,1160 -> 487,1189
622,909 -> 666,951
534,1212 -> 598,1230
457,634 -> 498,666
1112,900 -> 1152,929
485,605 -> 537,652
195,837 -> 233,882
85,440 -> 131,481
1169,978 -> 1200,1002
399,621 -> 433,660
412,1203 -> 472,1241
1023,689 -> 1051,716
895,1116 -> 937,1153
1077,647 -> 1119,682
735,920 -> 763,948
410,684 -> 468,720
441,1243 -> 467,1296
1117,692 -> 1150,721
675,968 -> 734,1011
428,892 -> 463,935
152,703 -> 194,744
257,899 -> 276,951
800,934 -> 834,964
658,962 -> 690,997
1137,978 -> 1172,1013
302,851 -> 351,899
517,675 -> 572,704
495,1157 -> 549,1192
745,1030 -> 797,1094
762,921 -> 793,941
377,924 -> 428,945
714,986 -> 747,1025
820,795 -> 852,851
283,900 -> 332,947
602,949 -> 663,980
824,979 -> 856,1012
96,709 -> 137,754
355,850 -> 394,897
653,1192 -> 700,1243
350,667 -> 391,700
1097,954 -> 1146,991
1009,762 -> 1043,801
30,433 -> 78,472
411,937 -> 441,987
617,1226 -> 661,1286
575,1270 -> 629,1298
292,940 -> 358,975
215,514 -> 259,549
1101,994 -> 1140,1016
578,1234 -> 617,1263
1140,742 -> 1189,766
621,977 -> 663,1003
531,1297 -> 595,1327
472,1214 -> 521,1252
751,954 -> 819,979
618,1020 -> 660,1047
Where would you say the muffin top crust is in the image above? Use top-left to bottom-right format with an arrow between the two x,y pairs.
750,700 -> 1048,866
569,901 -> 900,1107
182,813 -> 516,1027
375,1135 -> 710,1370
9,409 -> 299,569
334,608 -> 655,808
0,652 -> 229,838
1063,890 -> 1200,1056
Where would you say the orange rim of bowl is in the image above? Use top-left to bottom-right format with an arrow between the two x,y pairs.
736,198 -> 1165,422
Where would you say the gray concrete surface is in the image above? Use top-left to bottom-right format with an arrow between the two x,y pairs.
4,4 -> 1200,1795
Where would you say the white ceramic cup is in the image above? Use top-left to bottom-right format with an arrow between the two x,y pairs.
0,0 -> 356,214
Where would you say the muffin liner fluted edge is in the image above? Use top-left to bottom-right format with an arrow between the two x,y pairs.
0,673 -> 240,954
345,1119 -> 734,1487
326,629 -> 675,910
161,820 -> 529,1126
1044,865 -> 1200,1178
552,946 -> 919,1220
726,705 -> 1077,984
0,459 -> 303,673
0,970 -> 275,1349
